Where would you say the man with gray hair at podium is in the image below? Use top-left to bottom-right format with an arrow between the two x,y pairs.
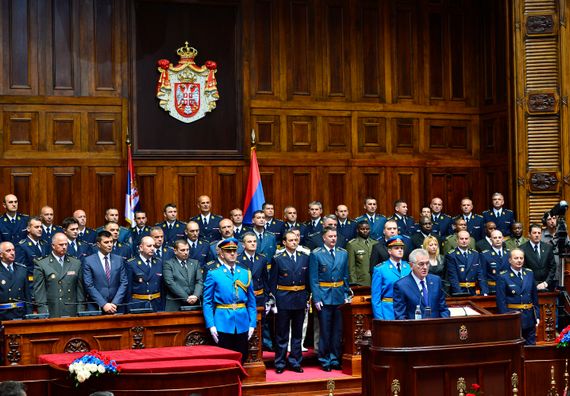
393,248 -> 450,319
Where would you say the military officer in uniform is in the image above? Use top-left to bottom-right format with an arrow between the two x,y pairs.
480,230 -> 509,294
73,209 -> 97,245
62,217 -> 93,261
505,222 -> 528,251
39,206 -> 63,243
304,201 -> 324,240
263,202 -> 284,244
430,197 -> 453,238
282,206 -> 307,245
446,230 -> 488,296
346,220 -> 377,286
33,233 -> 85,317
456,198 -> 485,241
0,241 -> 31,320
371,236 -> 411,320
96,208 -> 130,244
443,218 -> 477,254
105,222 -> 132,260
252,210 -> 277,259
208,218 -> 245,261
190,195 -> 223,243
496,249 -> 540,345
15,217 -> 49,289
0,194 -> 29,244
335,204 -> 357,241
305,215 -> 348,250
482,193 -> 515,237
270,230 -> 309,374
163,239 -> 203,311
150,226 -> 174,262
129,210 -> 151,251
127,236 -> 164,312
230,208 -> 251,240
388,200 -> 415,237
203,238 -> 257,364
156,203 -> 186,246
355,197 -> 387,241
185,221 -> 209,269
310,226 -> 349,371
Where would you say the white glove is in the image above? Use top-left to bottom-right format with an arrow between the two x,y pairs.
264,302 -> 271,315
536,319 -> 540,327
248,327 -> 255,340
210,326 -> 219,343
314,301 -> 323,311
271,304 -> 278,314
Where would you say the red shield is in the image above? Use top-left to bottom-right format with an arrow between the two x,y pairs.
174,83 -> 201,118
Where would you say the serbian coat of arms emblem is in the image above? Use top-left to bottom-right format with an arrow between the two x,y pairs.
156,42 -> 219,123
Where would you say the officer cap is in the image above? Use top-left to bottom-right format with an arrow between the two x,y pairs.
218,237 -> 239,250
387,235 -> 405,248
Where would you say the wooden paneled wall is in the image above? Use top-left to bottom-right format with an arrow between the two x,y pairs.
0,0 -> 512,227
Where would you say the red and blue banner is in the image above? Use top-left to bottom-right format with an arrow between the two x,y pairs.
243,147 -> 265,225
124,144 -> 140,225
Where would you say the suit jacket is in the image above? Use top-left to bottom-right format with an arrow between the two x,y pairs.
0,262 -> 32,320
82,253 -> 128,312
190,214 -> 223,243
504,236 -> 528,251
482,208 -> 515,237
163,257 -> 203,311
156,220 -> 186,246
369,236 -> 412,273
33,254 -> 85,317
371,260 -> 411,319
270,251 -> 310,310
309,247 -> 349,306
355,214 -> 386,241
410,231 -> 441,250
393,273 -> 450,319
496,268 -> 539,330
520,241 -> 556,288
446,248 -> 488,295
0,213 -> 29,244
346,236 -> 377,286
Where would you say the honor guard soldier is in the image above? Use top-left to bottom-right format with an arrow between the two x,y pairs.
346,220 -> 378,287
0,194 -> 29,244
429,197 -> 453,238
388,200 -> 415,237
156,203 -> 186,246
203,237 -> 257,364
16,217 -> 50,289
355,197 -> 387,241
96,208 -> 130,244
185,221 -> 210,269
270,230 -> 310,374
33,233 -> 85,318
191,195 -> 223,243
310,226 -> 349,372
129,211 -> 151,251
456,198 -> 485,241
208,218 -> 245,261
0,242 -> 32,320
480,230 -> 509,294
446,230 -> 488,296
163,239 -> 203,312
127,236 -> 164,312
73,209 -> 97,245
371,236 -> 411,320
39,206 -> 63,243
263,202 -> 285,244
482,193 -> 515,237
496,249 -> 540,344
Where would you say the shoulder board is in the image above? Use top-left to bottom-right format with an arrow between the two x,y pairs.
445,235 -> 454,241
14,262 -> 26,268
209,240 -> 218,247
265,231 -> 275,236
313,247 -> 324,253
257,252 -> 267,259
336,247 -> 347,252
307,231 -> 320,238
18,239 -> 27,245
126,257 -> 137,263
441,213 -> 451,219
482,210 -> 491,215
347,238 -> 357,244
296,250 -> 309,256
117,242 -> 123,247
499,270 -> 507,275
481,249 -> 491,254
525,267 -> 533,272
474,214 -> 483,219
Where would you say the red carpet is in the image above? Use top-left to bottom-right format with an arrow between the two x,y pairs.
266,365 -> 352,382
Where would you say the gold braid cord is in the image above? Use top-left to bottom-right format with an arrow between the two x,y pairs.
235,270 -> 252,295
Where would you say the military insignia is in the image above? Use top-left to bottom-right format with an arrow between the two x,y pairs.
156,42 -> 219,123
67,271 -> 76,276
28,242 -> 32,246
492,269 -> 496,274
176,224 -> 180,228
50,274 -> 56,279
1,280 -> 5,285
459,325 -> 468,341
460,268 -> 465,272
512,289 -> 516,294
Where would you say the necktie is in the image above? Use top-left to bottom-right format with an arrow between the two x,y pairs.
534,244 -> 540,258
313,220 -> 318,228
70,241 -> 75,251
290,254 -> 296,263
420,280 -> 429,306
498,250 -> 502,258
47,227 -> 51,235
368,216 -> 373,223
463,251 -> 468,259
59,257 -> 64,268
146,259 -> 151,268
8,265 -> 13,274
250,256 -> 255,266
396,262 -> 401,274
190,242 -> 195,250
104,256 -> 111,282
365,239 -> 369,246
464,216 -> 469,222
79,232 -> 83,238
515,238 -> 520,246
203,217 -> 208,226
230,267 -> 234,276
156,249 -> 161,259
518,272 -> 523,280
496,210 -> 501,217
11,218 -> 15,224
181,260 -> 187,269
330,248 -> 335,259
258,234 -> 263,244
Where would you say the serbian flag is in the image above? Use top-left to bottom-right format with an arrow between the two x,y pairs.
124,144 -> 140,225
243,147 -> 265,225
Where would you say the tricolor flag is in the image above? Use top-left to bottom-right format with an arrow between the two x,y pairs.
243,146 -> 265,225
124,144 -> 140,225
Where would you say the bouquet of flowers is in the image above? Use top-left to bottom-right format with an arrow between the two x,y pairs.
466,383 -> 482,396
556,325 -> 570,348
68,350 -> 120,386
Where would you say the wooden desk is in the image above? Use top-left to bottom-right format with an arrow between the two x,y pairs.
0,309 -> 265,383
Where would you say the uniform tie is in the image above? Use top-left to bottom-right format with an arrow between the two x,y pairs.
518,272 -> 523,280
396,262 -> 401,274
368,215 -> 374,223
329,248 -> 335,259
156,249 -> 161,259
290,254 -> 296,263
59,257 -> 65,268
11,218 -> 15,224
69,241 -> 75,252
420,280 -> 428,306
203,216 -> 208,226
146,259 -> 151,268
230,267 -> 234,276
250,255 -> 255,265
463,251 -> 468,259
181,260 -> 187,269
104,256 -> 111,282
8,265 -> 13,274
258,233 -> 263,244
533,244 -> 540,258
515,238 -> 520,246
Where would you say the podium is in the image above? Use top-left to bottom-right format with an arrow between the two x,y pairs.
361,313 -> 524,396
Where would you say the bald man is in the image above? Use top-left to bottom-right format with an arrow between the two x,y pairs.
0,194 -> 29,244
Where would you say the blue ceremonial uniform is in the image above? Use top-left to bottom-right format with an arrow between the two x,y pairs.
454,214 -> 485,241
496,268 -> 539,344
483,208 -> 515,237
309,246 -> 349,370
188,239 -> 210,269
0,213 -> 29,244
126,256 -> 164,312
355,214 -> 386,241
66,240 -> 93,261
432,213 -> 453,237
77,227 -> 97,245
306,231 -> 349,251
156,221 -> 186,246
304,218 -> 324,241
0,263 -> 32,320
480,249 -> 509,294
128,226 -> 151,251
387,215 -> 415,237
190,214 -> 223,243
112,242 -> 133,261
446,248 -> 488,295
393,273 -> 450,319
270,250 -> 310,370
371,259 -> 411,320
233,225 -> 252,241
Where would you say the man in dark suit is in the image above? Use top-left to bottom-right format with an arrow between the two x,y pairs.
163,239 -> 203,311
0,194 -> 29,244
39,206 -> 63,243
185,221 -> 209,269
263,202 -> 285,244
82,231 -> 129,313
393,248 -> 450,319
0,241 -> 32,320
73,209 -> 97,245
156,203 -> 186,246
520,223 -> 556,291
496,249 -> 540,344
190,195 -> 223,243
446,230 -> 488,296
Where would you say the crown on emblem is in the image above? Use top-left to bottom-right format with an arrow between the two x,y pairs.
177,41 -> 198,60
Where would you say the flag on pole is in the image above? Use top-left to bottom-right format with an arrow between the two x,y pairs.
243,146 -> 265,225
124,144 -> 140,225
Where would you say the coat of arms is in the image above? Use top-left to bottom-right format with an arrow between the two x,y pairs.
156,42 -> 219,123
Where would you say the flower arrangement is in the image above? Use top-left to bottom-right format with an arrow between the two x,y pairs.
68,350 -> 120,386
466,383 -> 482,396
556,325 -> 570,348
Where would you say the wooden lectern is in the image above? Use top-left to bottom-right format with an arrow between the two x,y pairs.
360,312 -> 525,396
